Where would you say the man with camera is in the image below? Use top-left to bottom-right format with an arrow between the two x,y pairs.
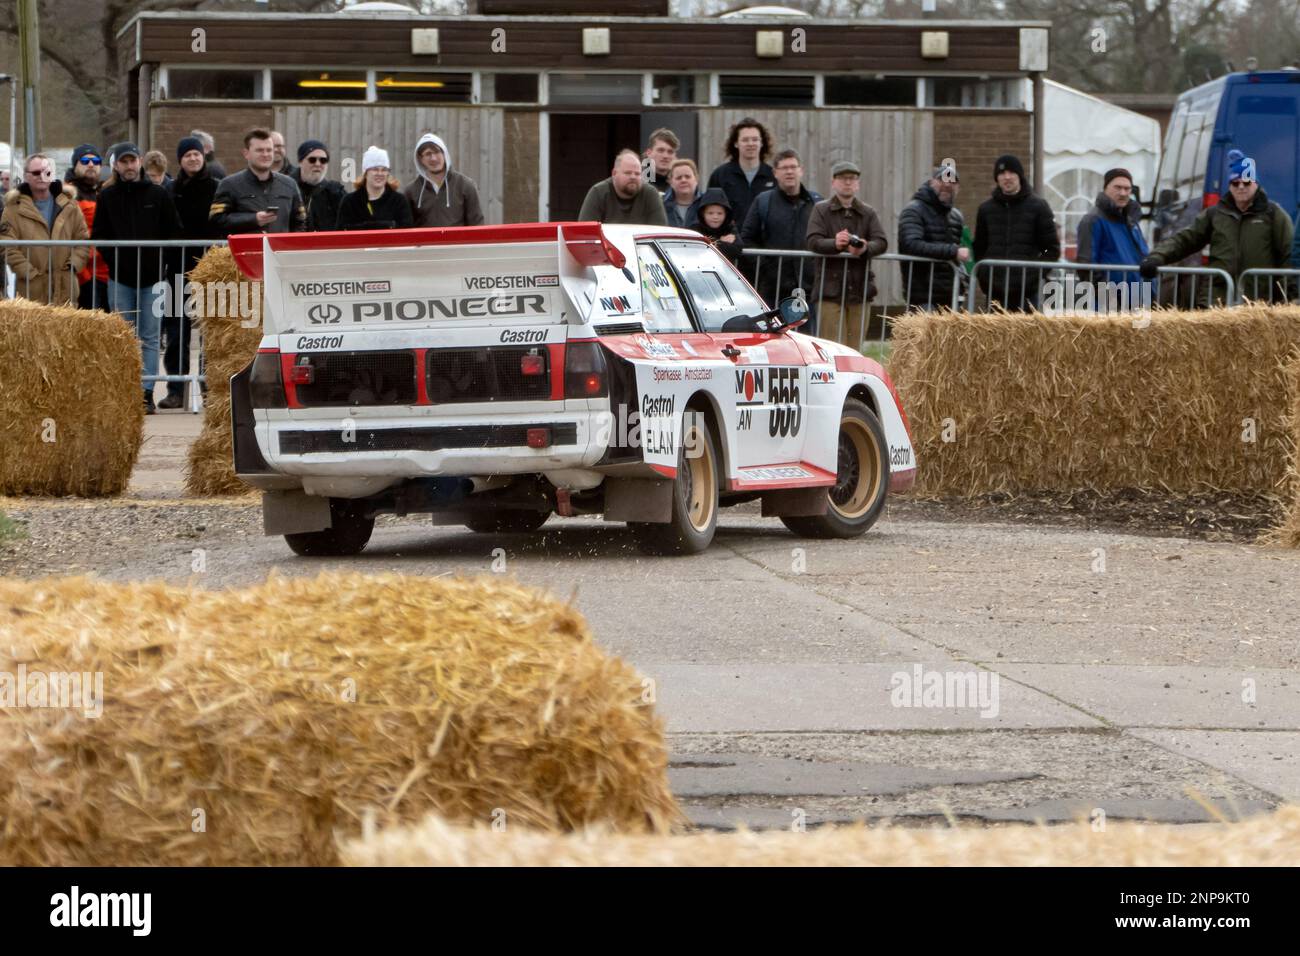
805,160 -> 886,346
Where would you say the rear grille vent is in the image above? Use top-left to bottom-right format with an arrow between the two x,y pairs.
425,346 -> 551,403
294,351 -> 417,407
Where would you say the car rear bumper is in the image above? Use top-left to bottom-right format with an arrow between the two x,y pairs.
256,410 -> 612,479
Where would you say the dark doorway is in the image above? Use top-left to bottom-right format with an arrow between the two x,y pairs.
548,113 -> 641,220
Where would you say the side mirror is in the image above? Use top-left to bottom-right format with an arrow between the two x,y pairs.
778,293 -> 809,328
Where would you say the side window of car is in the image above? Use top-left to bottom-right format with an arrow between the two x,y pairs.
636,244 -> 693,333
660,240 -> 766,332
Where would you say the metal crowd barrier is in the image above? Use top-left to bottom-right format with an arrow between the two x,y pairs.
1,238 -> 227,413
741,248 -> 966,350
1237,268 -> 1300,304
966,258 -> 1238,314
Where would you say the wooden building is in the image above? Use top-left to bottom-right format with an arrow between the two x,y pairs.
118,5 -> 1051,229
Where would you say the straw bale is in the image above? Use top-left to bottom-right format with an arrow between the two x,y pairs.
888,305 -> 1300,498
0,298 -> 143,496
0,572 -> 681,866
1266,353 -> 1300,547
184,246 -> 264,497
344,805 -> 1300,867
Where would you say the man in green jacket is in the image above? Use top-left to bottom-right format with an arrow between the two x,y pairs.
578,150 -> 668,226
1140,150 -> 1294,304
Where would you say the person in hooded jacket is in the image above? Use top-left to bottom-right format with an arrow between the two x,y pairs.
336,147 -> 414,230
64,143 -> 111,309
973,154 -> 1060,311
403,133 -> 484,228
1,153 -> 89,306
1074,167 -> 1151,302
897,163 -> 968,311
689,188 -> 742,264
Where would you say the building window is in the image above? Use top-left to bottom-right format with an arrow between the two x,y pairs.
483,73 -> 539,104
652,74 -> 706,105
928,78 -> 1026,109
547,73 -> 643,106
824,75 -> 917,107
165,69 -> 261,100
718,75 -> 814,107
1045,168 -> 1103,258
375,72 -> 472,103
272,71 -> 367,101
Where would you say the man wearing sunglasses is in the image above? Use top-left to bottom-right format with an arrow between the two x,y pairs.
1141,149 -> 1295,304
0,153 -> 90,307
64,144 -> 111,309
292,139 -> 345,232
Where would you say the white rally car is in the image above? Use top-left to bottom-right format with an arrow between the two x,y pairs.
227,222 -> 916,556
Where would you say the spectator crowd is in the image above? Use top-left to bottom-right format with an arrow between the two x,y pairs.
2,118 -> 1298,411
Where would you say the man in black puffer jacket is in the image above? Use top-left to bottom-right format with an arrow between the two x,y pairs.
897,163 -> 968,311
973,154 -> 1060,311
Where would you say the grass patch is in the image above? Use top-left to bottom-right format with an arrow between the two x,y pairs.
0,510 -> 24,544
860,341 -> 893,365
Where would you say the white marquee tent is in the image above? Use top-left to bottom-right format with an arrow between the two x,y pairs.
1042,79 -> 1162,256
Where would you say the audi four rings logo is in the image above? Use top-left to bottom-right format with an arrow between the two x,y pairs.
308,303 -> 342,324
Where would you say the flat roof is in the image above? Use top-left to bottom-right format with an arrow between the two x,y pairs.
121,11 -> 1053,37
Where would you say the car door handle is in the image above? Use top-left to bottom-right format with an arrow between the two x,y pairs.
721,344 -> 742,359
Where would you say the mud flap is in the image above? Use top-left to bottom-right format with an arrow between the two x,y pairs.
761,488 -> 830,517
263,490 -> 332,535
603,477 -> 674,523
231,363 -> 269,475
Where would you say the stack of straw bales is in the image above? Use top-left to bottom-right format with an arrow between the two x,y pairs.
0,298 -> 143,496
184,246 -> 263,496
888,305 -> 1300,498
0,573 -> 681,866
343,805 -> 1300,866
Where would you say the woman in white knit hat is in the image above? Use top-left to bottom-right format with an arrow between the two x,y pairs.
335,146 -> 414,230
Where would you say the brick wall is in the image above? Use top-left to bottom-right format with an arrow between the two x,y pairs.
932,110 -> 1033,226
149,104 -> 276,178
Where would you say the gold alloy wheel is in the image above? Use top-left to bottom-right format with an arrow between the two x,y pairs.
682,424 -> 717,533
829,414 -> 883,520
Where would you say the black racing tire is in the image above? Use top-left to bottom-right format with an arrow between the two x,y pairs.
463,510 -> 551,534
781,398 -> 890,539
284,498 -> 375,556
631,412 -> 720,555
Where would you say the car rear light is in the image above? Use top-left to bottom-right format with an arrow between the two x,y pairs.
1203,191 -> 1219,209
564,342 -> 608,399
526,427 -> 551,448
249,350 -> 287,408
288,356 -> 315,386
520,351 -> 545,376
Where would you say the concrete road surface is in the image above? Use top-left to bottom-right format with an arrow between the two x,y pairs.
3,413 -> 1297,830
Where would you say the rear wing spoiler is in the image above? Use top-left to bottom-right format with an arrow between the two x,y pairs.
227,221 -> 627,281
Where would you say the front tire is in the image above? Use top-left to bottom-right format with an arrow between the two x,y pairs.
464,510 -> 550,534
631,412 -> 720,555
782,398 -> 890,539
284,498 -> 375,556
